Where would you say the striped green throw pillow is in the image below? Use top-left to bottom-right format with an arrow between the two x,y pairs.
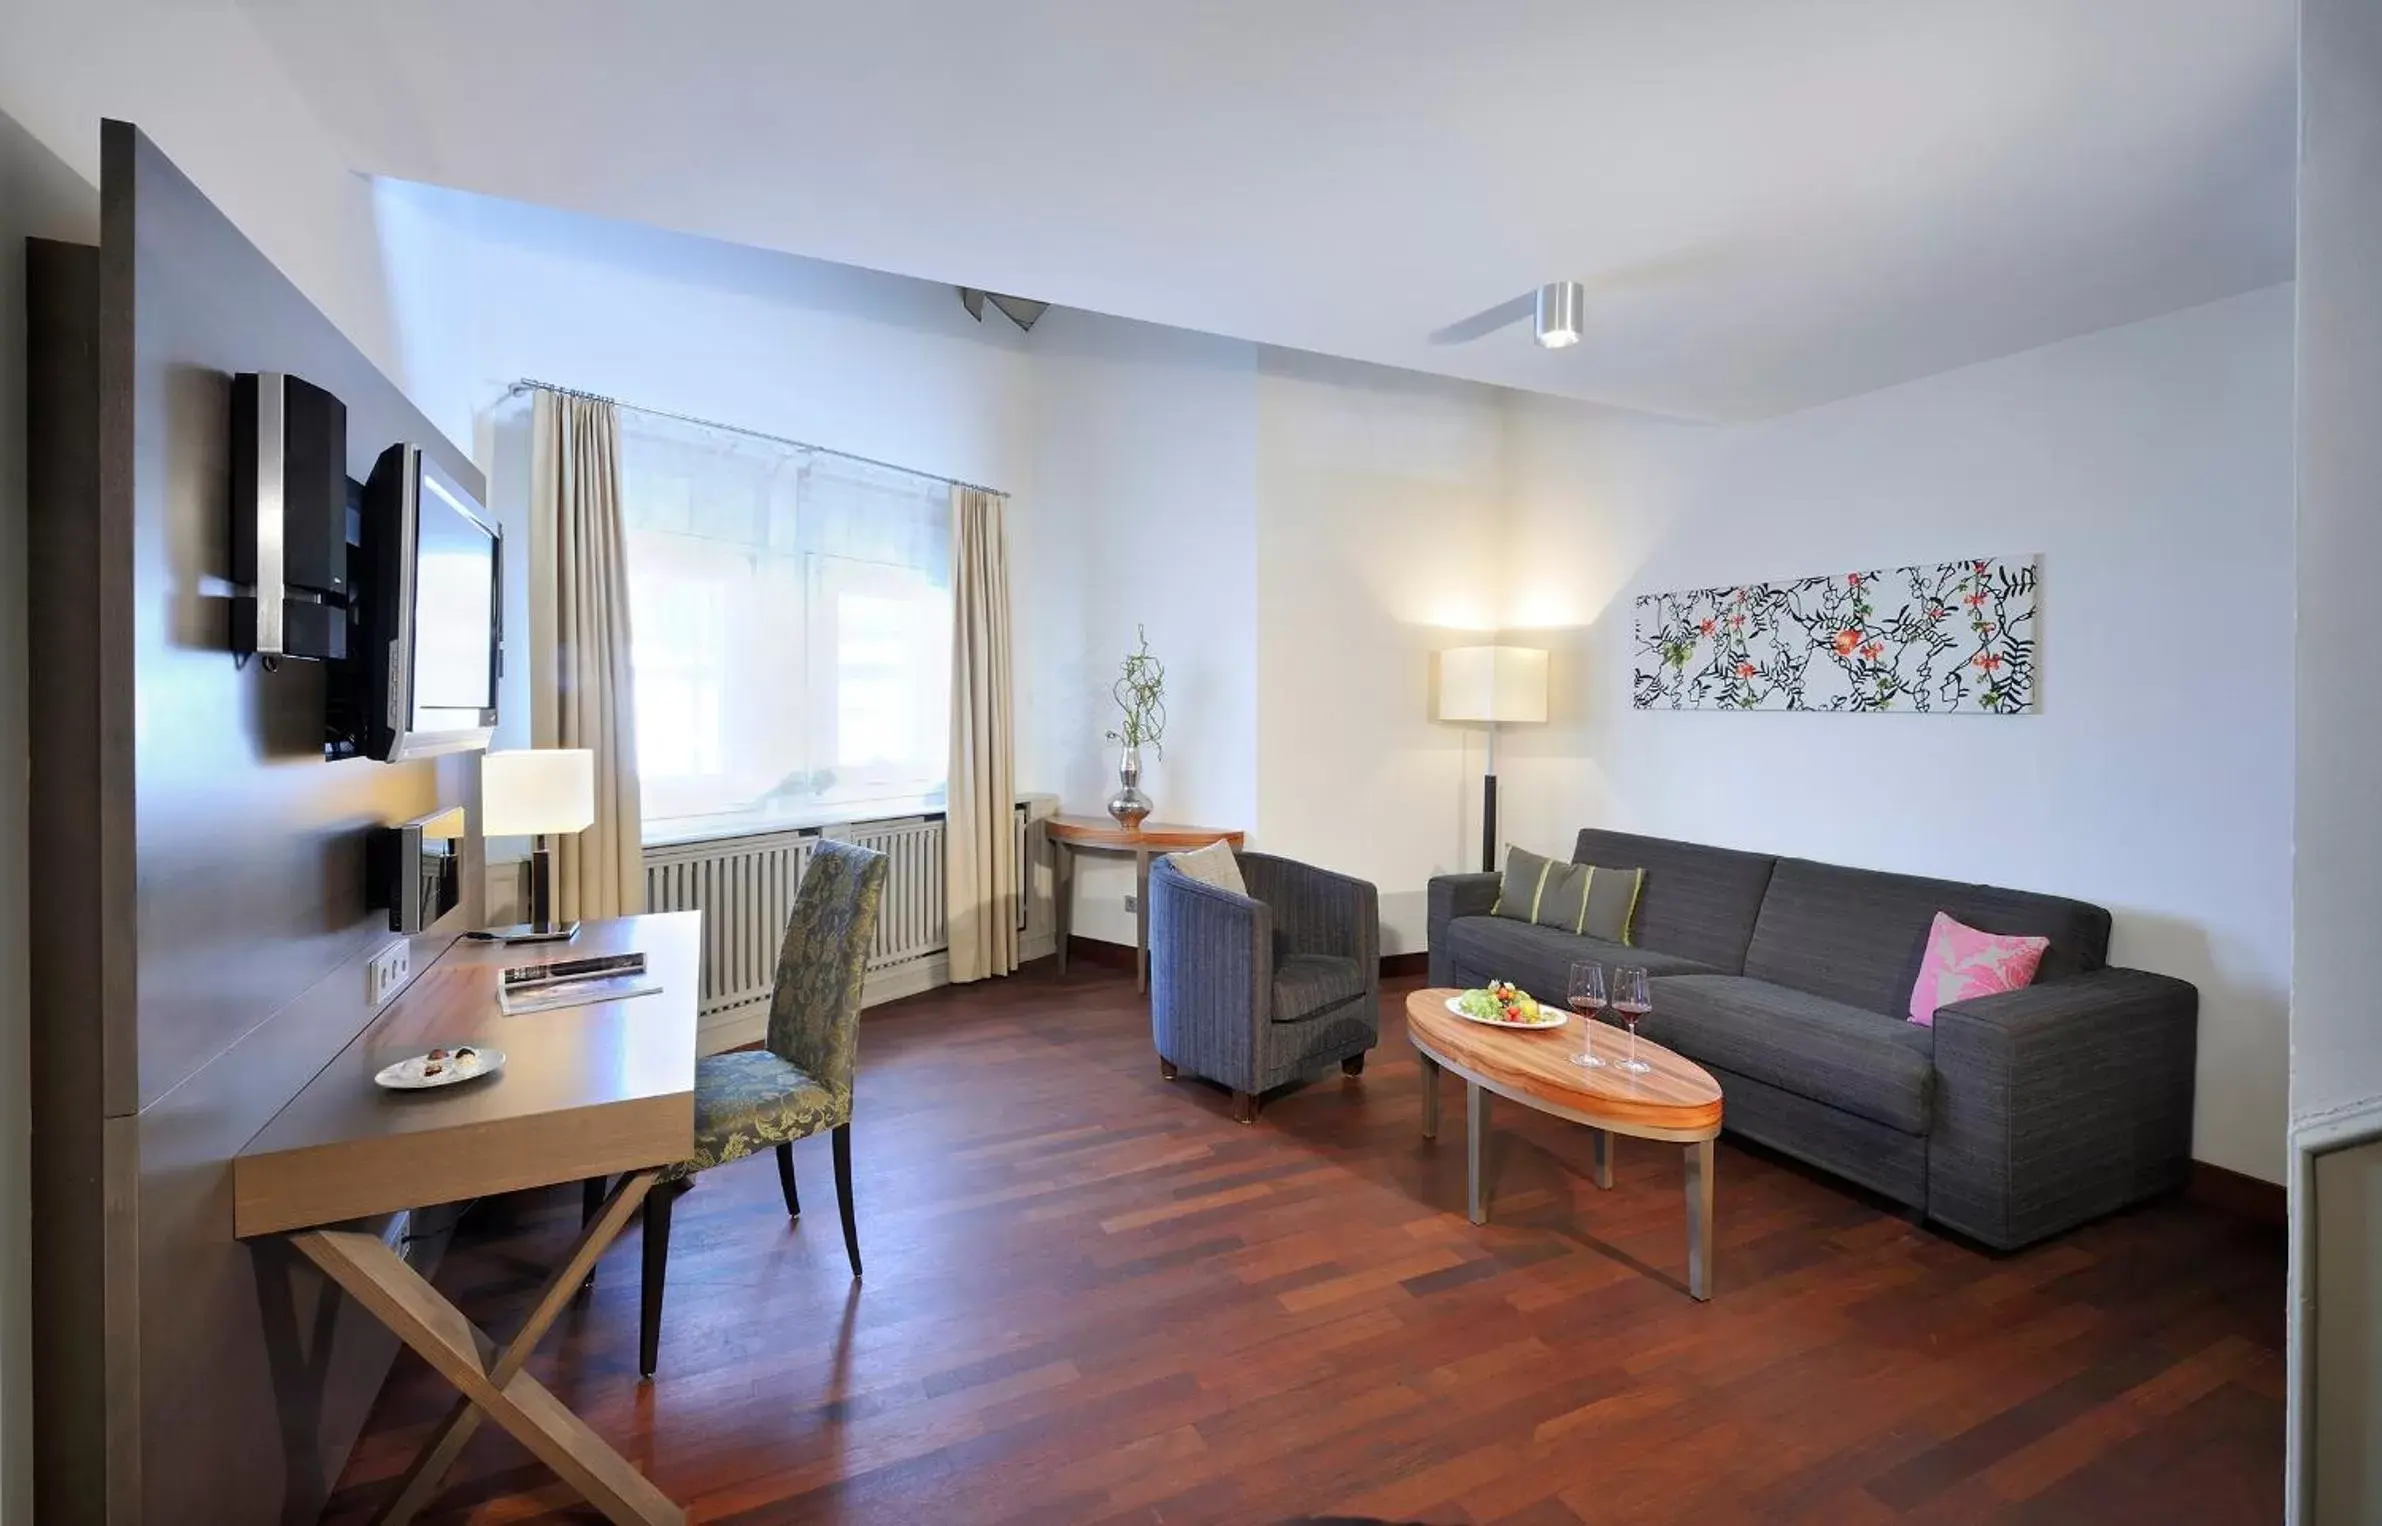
1491,846 -> 1644,943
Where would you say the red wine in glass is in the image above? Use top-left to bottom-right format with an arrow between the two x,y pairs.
1612,966 -> 1652,1074
1567,962 -> 1608,1068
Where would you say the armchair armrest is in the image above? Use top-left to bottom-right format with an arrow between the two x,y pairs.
1147,858 -> 1273,1094
1242,852 -> 1380,970
1427,872 -> 1503,987
1928,967 -> 2198,1249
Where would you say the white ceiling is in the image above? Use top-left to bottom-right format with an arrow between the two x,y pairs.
238,0 -> 2294,421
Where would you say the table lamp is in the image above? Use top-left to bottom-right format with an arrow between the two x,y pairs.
482,747 -> 596,944
1436,646 -> 1548,872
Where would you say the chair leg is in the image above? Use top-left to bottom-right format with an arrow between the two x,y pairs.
776,1141 -> 801,1219
1233,1091 -> 1259,1124
1159,1058 -> 1178,1081
1342,1053 -> 1366,1077
639,1179 -> 682,1378
832,1123 -> 862,1279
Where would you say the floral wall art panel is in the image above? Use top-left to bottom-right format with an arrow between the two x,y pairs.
1632,556 -> 2037,713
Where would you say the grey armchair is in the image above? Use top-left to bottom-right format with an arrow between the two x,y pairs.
1148,850 -> 1380,1121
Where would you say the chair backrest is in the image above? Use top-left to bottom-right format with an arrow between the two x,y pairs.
765,839 -> 889,1098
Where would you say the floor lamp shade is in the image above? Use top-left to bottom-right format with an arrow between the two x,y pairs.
1438,646 -> 1549,725
1436,647 -> 1548,872
482,748 -> 596,941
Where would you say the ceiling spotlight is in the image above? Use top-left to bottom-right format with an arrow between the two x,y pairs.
1533,281 -> 1584,349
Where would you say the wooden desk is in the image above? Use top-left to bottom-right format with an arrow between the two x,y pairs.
235,913 -> 701,1525
1047,814 -> 1245,992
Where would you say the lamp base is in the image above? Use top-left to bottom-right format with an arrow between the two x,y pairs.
479,920 -> 581,946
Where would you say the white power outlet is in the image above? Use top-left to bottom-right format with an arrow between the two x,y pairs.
1124,893 -> 1138,913
366,940 -> 412,1007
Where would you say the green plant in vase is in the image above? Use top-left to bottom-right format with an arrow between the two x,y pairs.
1104,626 -> 1167,828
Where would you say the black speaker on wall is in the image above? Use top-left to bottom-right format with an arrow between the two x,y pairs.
231,370 -> 349,661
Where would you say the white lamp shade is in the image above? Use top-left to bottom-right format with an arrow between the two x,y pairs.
1438,646 -> 1549,724
481,749 -> 596,837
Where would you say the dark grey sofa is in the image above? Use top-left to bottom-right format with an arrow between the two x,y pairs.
1150,851 -> 1380,1121
1427,829 -> 2198,1250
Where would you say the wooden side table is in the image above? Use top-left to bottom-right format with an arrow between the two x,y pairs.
1046,814 -> 1245,993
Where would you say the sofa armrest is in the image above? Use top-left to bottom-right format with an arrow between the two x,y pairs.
1427,872 -> 1502,987
1148,858 -> 1273,1093
1927,967 -> 2198,1249
1243,852 -> 1380,971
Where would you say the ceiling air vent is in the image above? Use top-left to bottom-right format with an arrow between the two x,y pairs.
958,288 -> 1049,333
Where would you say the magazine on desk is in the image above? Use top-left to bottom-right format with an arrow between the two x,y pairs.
497,950 -> 662,1016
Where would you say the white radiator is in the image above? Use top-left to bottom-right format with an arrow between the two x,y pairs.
642,806 -> 1029,1045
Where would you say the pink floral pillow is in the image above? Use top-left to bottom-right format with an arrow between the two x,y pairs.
1908,912 -> 2049,1026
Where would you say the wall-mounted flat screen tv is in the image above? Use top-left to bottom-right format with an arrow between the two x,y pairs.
361,443 -> 503,761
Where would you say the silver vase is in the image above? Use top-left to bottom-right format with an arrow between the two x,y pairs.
1107,744 -> 1153,830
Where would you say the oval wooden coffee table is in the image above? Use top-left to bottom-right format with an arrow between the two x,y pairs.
1406,987 -> 1725,1300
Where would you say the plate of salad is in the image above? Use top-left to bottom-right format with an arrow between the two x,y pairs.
1448,981 -> 1566,1029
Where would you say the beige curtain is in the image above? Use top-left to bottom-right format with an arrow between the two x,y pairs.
527,389 -> 644,920
946,485 -> 1018,981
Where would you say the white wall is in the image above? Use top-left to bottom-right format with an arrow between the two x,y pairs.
0,0 -> 401,379
2294,0 -> 2382,1135
1497,285 -> 2295,1185
2294,1 -> 2382,1517
1016,309 -> 1261,944
1254,350 -> 1507,950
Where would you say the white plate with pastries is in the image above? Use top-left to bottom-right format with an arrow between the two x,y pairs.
374,1045 -> 506,1090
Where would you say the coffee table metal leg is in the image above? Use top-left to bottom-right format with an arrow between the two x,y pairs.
1419,1053 -> 1441,1140
1467,1082 -> 1490,1225
1685,1138 -> 1715,1301
1592,1129 -> 1612,1190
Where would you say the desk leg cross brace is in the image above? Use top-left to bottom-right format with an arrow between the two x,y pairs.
291,1168 -> 681,1526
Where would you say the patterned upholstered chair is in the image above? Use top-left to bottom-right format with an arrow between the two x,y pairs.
636,838 -> 887,1376
1148,850 -> 1380,1122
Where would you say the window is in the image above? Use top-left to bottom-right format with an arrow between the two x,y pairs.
619,413 -> 951,836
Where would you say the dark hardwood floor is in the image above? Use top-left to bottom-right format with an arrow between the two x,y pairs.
324,966 -> 2285,1524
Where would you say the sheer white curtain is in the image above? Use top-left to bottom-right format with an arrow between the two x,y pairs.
616,411 -> 953,836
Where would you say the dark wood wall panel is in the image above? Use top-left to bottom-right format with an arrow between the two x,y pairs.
112,122 -> 481,1112
27,234 -> 126,1523
33,120 -> 491,1522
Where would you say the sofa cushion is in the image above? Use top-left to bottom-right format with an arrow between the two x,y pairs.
1492,845 -> 1583,927
1578,864 -> 1646,943
1572,829 -> 1777,973
1743,857 -> 2110,1017
1166,840 -> 1247,897
1640,974 -> 1936,1135
1444,916 -> 1717,1007
1907,911 -> 2049,1026
1273,954 -> 1367,1022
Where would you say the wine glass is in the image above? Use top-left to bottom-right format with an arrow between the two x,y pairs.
1566,962 -> 1608,1068
1611,966 -> 1652,1074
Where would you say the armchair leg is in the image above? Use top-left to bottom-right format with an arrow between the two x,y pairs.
832,1123 -> 862,1279
1342,1053 -> 1366,1077
776,1141 -> 800,1219
638,1178 -> 684,1378
1159,1058 -> 1178,1081
1233,1091 -> 1259,1124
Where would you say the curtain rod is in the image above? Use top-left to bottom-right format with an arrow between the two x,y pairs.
503,378 -> 1008,499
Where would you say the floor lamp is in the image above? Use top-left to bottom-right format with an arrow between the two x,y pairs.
1437,646 -> 1549,873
